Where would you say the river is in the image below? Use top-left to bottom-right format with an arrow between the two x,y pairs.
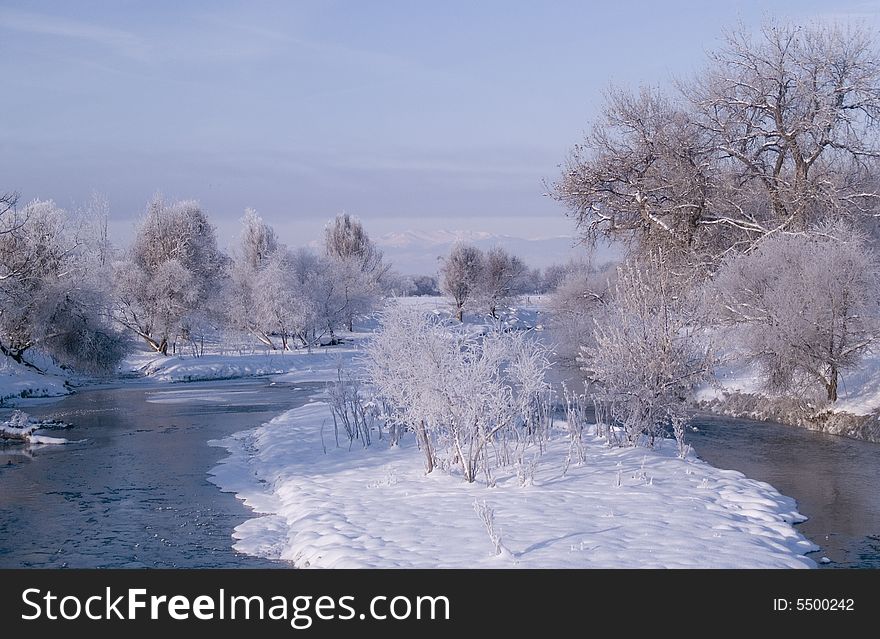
0,379 -> 320,568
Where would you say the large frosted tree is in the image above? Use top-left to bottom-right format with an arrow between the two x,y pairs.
114,196 -> 227,354
0,197 -> 127,373
553,21 -> 880,272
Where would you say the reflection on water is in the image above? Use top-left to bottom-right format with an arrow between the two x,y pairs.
687,414 -> 880,568
0,379 -> 318,568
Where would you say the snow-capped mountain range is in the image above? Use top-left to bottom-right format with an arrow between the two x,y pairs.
373,229 -> 617,274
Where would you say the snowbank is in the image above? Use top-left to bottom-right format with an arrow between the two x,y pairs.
0,357 -> 69,404
131,350 -> 358,384
697,355 -> 880,442
210,402 -> 817,569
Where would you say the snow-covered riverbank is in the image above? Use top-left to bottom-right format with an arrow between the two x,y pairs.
209,398 -> 818,568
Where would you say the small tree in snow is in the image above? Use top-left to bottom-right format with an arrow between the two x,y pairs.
227,209 -> 281,348
711,224 -> 880,402
323,213 -> 387,331
580,253 -> 714,446
366,306 -> 551,483
477,246 -> 528,318
440,243 -> 484,322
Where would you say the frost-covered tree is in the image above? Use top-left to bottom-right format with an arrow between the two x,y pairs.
114,196 -> 227,354
285,247 -> 348,347
548,261 -> 615,364
440,243 -> 484,322
366,307 -> 551,482
553,87 -> 712,265
239,207 -> 278,271
690,21 -> 880,232
553,20 -> 880,272
323,213 -> 387,331
580,254 -> 714,446
227,209 -> 281,348
0,198 -> 127,373
477,246 -> 528,318
411,275 -> 440,296
711,224 -> 880,402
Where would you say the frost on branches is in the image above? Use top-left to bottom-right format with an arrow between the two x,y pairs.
580,254 -> 714,449
365,307 -> 552,483
0,195 -> 127,374
712,224 -> 880,403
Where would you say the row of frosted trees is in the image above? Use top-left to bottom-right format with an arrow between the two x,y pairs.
0,191 -> 388,373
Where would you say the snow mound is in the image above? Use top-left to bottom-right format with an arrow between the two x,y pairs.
1,410 -> 70,445
210,402 -> 817,569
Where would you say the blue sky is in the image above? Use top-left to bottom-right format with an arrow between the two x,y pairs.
1,0 -> 877,247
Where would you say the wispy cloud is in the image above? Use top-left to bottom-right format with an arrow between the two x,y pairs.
0,8 -> 150,60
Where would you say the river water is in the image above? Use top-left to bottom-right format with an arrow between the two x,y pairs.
0,379 -> 318,568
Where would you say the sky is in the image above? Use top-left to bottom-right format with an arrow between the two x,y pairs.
1,0 -> 878,249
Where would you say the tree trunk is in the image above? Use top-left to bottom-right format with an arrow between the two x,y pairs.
159,337 -> 168,356
455,306 -> 463,322
827,365 -> 838,403
415,420 -> 434,474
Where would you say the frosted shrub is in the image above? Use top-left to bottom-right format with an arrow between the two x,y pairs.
580,254 -> 713,447
326,366 -> 377,449
365,306 -> 551,483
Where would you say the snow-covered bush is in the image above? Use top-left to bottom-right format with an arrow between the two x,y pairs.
365,306 -> 551,483
710,223 -> 880,403
580,254 -> 714,446
327,366 -> 376,449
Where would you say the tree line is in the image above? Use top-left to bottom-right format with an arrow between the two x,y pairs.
0,192 -> 392,373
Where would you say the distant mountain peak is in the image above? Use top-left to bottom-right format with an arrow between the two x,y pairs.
376,229 -> 499,247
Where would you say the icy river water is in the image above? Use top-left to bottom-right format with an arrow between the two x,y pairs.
1,373 -> 878,567
0,379 -> 323,568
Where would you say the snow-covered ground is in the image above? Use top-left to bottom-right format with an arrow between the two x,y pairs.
209,399 -> 818,568
0,357 -> 69,404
